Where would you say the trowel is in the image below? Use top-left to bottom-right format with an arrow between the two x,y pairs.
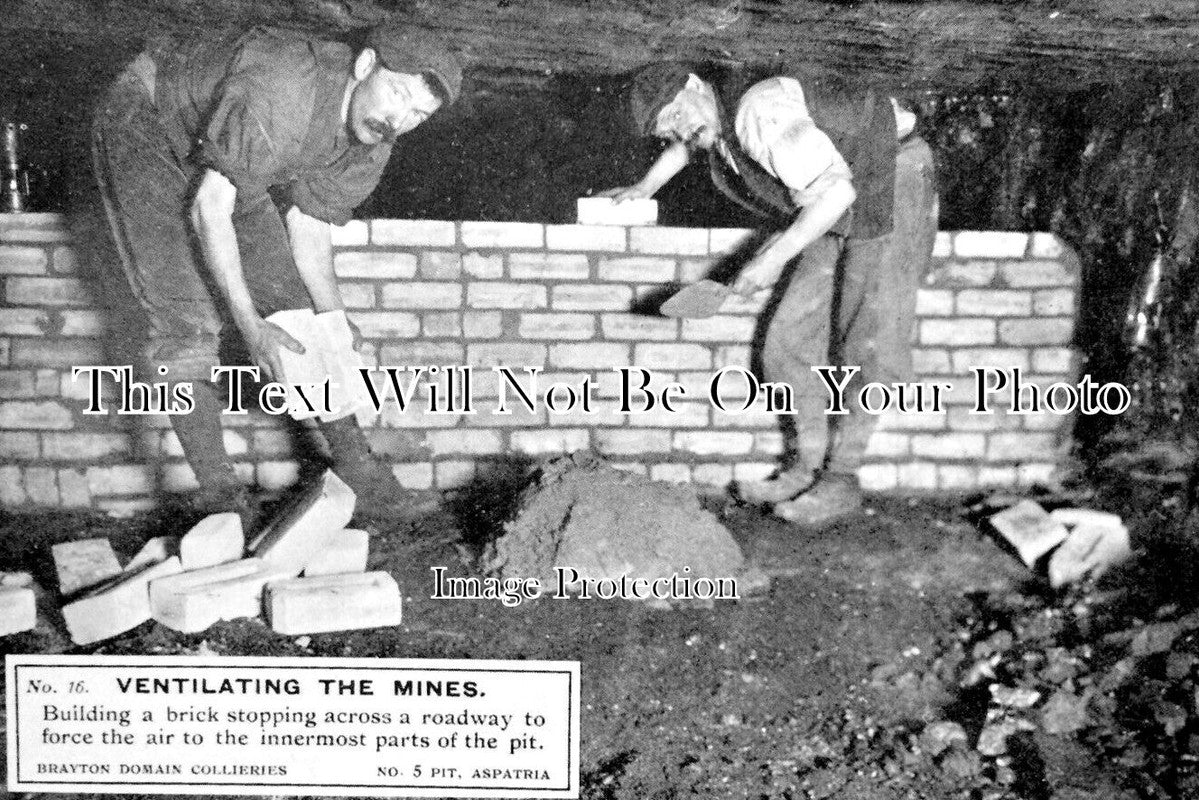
660,279 -> 734,318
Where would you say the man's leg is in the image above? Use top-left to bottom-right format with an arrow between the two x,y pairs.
736,234 -> 842,504
92,71 -> 244,517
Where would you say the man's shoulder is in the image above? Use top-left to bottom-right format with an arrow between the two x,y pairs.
231,26 -> 353,77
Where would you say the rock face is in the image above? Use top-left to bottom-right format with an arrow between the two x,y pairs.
486,455 -> 745,599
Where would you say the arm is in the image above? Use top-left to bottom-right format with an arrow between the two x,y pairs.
731,177 -> 856,296
285,205 -> 363,349
597,141 -> 690,202
189,168 -> 304,380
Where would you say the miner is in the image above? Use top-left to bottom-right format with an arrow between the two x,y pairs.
91,21 -> 461,527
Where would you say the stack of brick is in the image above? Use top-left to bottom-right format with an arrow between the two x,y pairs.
0,213 -> 1080,510
45,471 -> 400,645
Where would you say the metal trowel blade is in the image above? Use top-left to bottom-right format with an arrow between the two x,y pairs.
660,279 -> 732,319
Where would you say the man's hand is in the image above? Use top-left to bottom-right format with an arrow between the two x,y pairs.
595,184 -> 653,204
244,317 -> 306,383
346,315 -> 364,352
731,255 -> 786,297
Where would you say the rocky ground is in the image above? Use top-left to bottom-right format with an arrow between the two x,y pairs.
2,467 -> 1198,799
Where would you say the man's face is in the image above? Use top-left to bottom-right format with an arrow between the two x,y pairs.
653,80 -> 719,150
348,61 -> 442,145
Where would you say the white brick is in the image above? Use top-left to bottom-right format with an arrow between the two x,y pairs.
932,232 -> 953,258
434,460 -> 476,488
52,538 -> 122,596
920,319 -> 996,346
552,284 -> 633,310
518,313 -> 595,340
249,470 -> 355,574
0,369 -> 34,397
752,431 -> 786,456
392,462 -> 433,489
912,348 -> 952,374
420,312 -> 460,338
464,311 -> 503,338
681,316 -> 755,342
979,466 -> 1019,487
954,231 -> 1028,259
626,402 -> 709,428
549,343 -> 630,368
380,341 -> 465,365
420,251 -> 462,279
151,558 -> 292,633
267,571 -> 402,635
911,433 -> 986,459
6,277 -> 92,306
938,465 -> 978,490
633,343 -> 711,370
650,463 -> 691,483
461,221 -> 543,248
0,245 -> 48,274
602,314 -> 677,341
956,289 -> 1032,316
340,282 -> 376,308
1018,463 -> 1058,485
710,228 -> 755,254
546,224 -> 627,251
467,282 -> 546,309
1001,260 -> 1075,288
0,465 -> 25,504
1033,289 -> 1074,315
595,429 -> 672,455
180,512 -> 244,571
12,339 -> 103,366
380,282 -> 461,309
333,251 -> 417,279
510,428 -> 590,454
24,466 -> 57,504
679,259 -> 717,282
988,432 -> 1059,460
463,252 -> 503,278
63,557 -> 182,645
59,310 -> 105,336
946,407 -> 1021,432
876,409 -> 947,431
304,529 -> 370,576
858,463 -> 899,491
897,462 -> 938,490
1032,347 -> 1074,373
0,308 -> 50,336
509,252 -> 590,280
692,463 -> 733,487
372,219 -> 456,247
466,343 -> 547,368
997,318 -> 1073,346
426,429 -> 504,455
927,260 -> 997,287
330,220 -> 368,246
0,431 -> 38,459
350,311 -> 421,339
0,586 -> 36,636
86,464 -> 153,496
951,348 -> 1030,373
597,256 -> 676,282
576,196 -> 658,226
1029,233 -> 1066,259
916,289 -> 954,316
58,469 -> 91,507
673,431 -> 754,456
865,432 -> 910,457
630,226 -> 708,255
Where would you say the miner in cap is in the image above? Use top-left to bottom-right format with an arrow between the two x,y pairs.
92,21 -> 461,530
603,64 -> 936,526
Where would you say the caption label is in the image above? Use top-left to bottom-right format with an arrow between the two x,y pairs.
6,654 -> 579,798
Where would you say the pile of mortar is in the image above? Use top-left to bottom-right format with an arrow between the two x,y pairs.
483,453 -> 756,603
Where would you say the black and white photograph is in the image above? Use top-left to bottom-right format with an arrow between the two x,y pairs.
2,1 -> 1198,797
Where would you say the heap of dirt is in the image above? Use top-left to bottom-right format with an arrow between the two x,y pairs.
484,454 -> 746,598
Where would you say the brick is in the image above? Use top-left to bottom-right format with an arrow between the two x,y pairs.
630,226 -> 708,255
434,460 -> 476,488
392,462 -> 434,490
0,465 -> 25,504
420,251 -> 462,279
692,463 -> 733,487
1029,233 -> 1066,259
1033,289 -> 1074,315
304,529 -> 370,577
463,252 -> 504,278
710,228 -> 755,254
576,196 -> 658,225
650,463 -> 691,483
151,558 -> 292,633
518,312 -> 594,340
84,464 -> 150,498
98,497 -> 158,517
1024,412 -> 1070,431
876,408 -> 947,431
52,538 -> 122,596
859,463 -> 899,491
339,282 -> 376,308
160,462 -> 198,492
380,341 -> 465,366
62,557 -> 182,645
508,252 -> 590,280
1001,260 -> 1076,288
947,407 -> 1022,431
464,311 -> 503,338
157,430 -> 246,458
715,345 -> 751,369
552,284 -> 633,310
0,338 -> 10,366
956,289 -> 1032,316
330,220 -> 369,246
11,339 -> 103,367
351,311 -> 420,339
24,466 -> 58,505
997,318 -> 1073,346
333,251 -> 417,279
912,348 -> 952,374
681,316 -> 755,342
626,402 -> 709,428
267,571 -> 402,635
467,282 -> 547,309
1018,463 -> 1058,484
461,221 -> 543,249
920,318 -> 996,346
0,245 -> 48,274
0,308 -> 50,336
932,232 -> 953,258
597,256 -> 677,282
379,403 -> 461,428
422,312 -> 461,338
954,231 -> 1028,259
372,219 -> 456,247
249,470 -> 355,573
180,512 -> 244,571
753,430 -> 785,456
510,428 -> 590,454
633,343 -> 711,370
601,314 -> 677,341
928,260 -> 998,287
951,348 -> 1030,374
0,400 -> 72,429
380,281 -> 461,309
6,276 -> 93,306
546,224 -> 627,251
865,432 -> 910,457
0,369 -> 34,397
59,310 -> 105,336
938,465 -> 979,490
257,460 -> 302,491
596,429 -> 671,455
679,259 -> 717,282
58,469 -> 91,507
673,430 -> 754,456
1032,347 -> 1074,373
467,343 -> 547,368
0,215 -> 69,243
988,432 -> 1060,460
549,343 -> 630,368
916,289 -> 954,316
33,369 -> 57,396
979,466 -> 1019,487
911,433 -> 986,459
0,431 -> 38,459
426,429 -> 503,455
52,247 -> 79,274
897,462 -> 938,490
0,586 -> 36,636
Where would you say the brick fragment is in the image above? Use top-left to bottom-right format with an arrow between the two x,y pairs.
333,251 -> 417,279
267,571 -> 402,635
248,470 -> 355,574
460,221 -> 543,248
546,224 -> 627,251
0,586 -> 36,637
180,513 -> 245,571
372,219 -> 456,247
61,557 -> 182,645
304,529 -> 370,576
954,231 -> 1028,259
52,538 -> 121,596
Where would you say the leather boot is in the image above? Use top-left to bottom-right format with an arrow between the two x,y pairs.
316,417 -> 409,523
168,380 -> 256,529
772,472 -> 863,526
734,467 -> 817,505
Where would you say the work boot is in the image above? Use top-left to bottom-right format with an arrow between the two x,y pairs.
735,468 -> 816,505
317,417 -> 410,528
772,472 -> 863,526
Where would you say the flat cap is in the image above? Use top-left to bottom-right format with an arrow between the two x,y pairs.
627,62 -> 691,137
367,23 -> 462,105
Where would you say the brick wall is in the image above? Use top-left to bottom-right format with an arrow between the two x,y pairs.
0,213 -> 1080,511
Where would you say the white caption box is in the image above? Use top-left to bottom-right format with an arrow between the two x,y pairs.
7,654 -> 579,798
